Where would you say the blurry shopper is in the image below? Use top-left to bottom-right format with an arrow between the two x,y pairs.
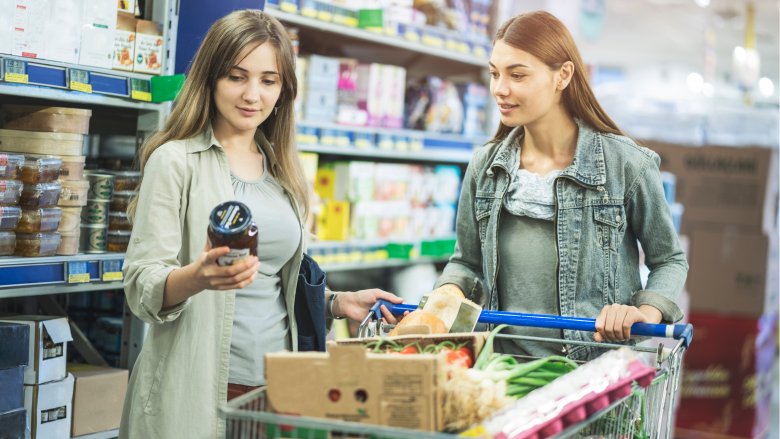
431,11 -> 687,361
120,10 -> 401,439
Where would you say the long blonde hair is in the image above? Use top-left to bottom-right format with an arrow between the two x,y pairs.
128,9 -> 308,219
490,11 -> 623,142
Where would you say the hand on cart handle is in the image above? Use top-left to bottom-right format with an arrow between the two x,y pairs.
374,300 -> 694,348
335,289 -> 404,322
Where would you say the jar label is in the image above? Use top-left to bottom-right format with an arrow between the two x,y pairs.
217,248 -> 251,266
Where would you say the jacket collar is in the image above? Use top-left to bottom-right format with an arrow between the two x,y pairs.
488,119 -> 606,187
184,123 -> 280,173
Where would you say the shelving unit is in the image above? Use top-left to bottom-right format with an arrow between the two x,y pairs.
0,254 -> 124,299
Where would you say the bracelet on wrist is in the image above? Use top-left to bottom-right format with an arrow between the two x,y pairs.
327,292 -> 345,320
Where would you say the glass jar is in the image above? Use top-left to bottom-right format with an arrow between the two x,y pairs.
207,201 -> 258,267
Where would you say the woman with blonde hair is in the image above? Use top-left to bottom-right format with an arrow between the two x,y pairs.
121,9 -> 401,438
431,11 -> 688,361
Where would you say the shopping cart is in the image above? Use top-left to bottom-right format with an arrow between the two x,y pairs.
221,301 -> 693,439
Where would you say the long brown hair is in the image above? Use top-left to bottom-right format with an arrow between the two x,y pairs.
490,11 -> 623,142
128,9 -> 308,219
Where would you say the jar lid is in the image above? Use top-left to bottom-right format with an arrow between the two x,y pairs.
210,201 -> 253,235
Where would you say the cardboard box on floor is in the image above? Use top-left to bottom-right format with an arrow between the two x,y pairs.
67,364 -> 128,437
676,312 -> 777,438
24,374 -> 74,439
0,316 -> 72,384
686,226 -> 778,317
265,332 -> 486,432
644,141 -> 779,234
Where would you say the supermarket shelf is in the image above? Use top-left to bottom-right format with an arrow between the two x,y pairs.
0,55 -> 161,110
0,253 -> 125,299
266,9 -> 488,67
309,236 -> 455,251
321,256 -> 448,272
298,143 -> 473,164
73,429 -> 119,439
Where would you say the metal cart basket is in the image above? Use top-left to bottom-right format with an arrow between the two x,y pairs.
221,302 -> 693,439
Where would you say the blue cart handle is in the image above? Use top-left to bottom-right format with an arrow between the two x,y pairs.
372,300 -> 693,348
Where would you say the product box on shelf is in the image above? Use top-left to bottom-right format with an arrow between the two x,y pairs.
0,322 -> 30,369
266,332 -> 486,432
24,373 -> 74,439
0,0 -> 12,54
0,366 -> 24,413
0,316 -> 73,385
0,129 -> 85,156
112,12 -> 136,71
78,0 -> 117,69
686,226 -> 778,317
646,141 -> 779,234
67,364 -> 128,436
133,19 -> 163,74
3,105 -> 92,135
11,0 -> 49,59
46,0 -> 83,64
676,312 -> 778,439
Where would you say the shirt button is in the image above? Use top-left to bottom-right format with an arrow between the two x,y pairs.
133,237 -> 141,244
615,215 -> 621,222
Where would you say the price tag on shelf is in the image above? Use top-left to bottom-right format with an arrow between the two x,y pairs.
4,73 -> 28,84
130,78 -> 152,102
280,1 -> 298,13
102,259 -> 124,282
69,69 -> 92,93
67,261 -> 90,284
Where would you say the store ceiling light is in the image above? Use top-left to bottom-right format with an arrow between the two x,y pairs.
687,72 -> 704,93
758,77 -> 774,97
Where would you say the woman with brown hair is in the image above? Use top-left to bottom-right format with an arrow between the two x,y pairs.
431,11 -> 688,361
120,10 -> 400,438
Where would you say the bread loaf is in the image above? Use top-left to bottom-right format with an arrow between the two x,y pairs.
387,310 -> 447,336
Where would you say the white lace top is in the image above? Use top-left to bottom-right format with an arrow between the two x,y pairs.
503,148 -> 561,220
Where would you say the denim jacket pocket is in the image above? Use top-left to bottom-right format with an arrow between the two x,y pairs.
593,205 -> 626,252
475,195 -> 494,242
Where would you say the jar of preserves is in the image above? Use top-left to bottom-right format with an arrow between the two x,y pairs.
207,201 -> 258,266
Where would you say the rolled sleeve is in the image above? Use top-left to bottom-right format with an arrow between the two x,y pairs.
123,143 -> 189,325
631,290 -> 684,323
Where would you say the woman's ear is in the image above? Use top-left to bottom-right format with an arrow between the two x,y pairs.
557,61 -> 574,91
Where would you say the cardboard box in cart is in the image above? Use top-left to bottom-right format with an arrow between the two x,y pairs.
265,332 -> 486,432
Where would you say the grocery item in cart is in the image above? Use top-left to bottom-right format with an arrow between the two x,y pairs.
16,207 -> 63,233
0,153 -> 24,179
0,180 -> 23,205
19,182 -> 62,208
15,232 -> 61,257
20,156 -> 62,184
387,309 -> 447,336
207,201 -> 258,266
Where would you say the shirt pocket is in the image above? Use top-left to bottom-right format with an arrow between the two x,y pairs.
474,194 -> 494,242
593,205 -> 627,252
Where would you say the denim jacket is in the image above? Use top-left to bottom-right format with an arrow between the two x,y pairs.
435,121 -> 688,360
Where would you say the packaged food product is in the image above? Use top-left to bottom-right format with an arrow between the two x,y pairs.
84,171 -> 115,201
20,156 -> 63,184
108,211 -> 132,231
111,170 -> 141,192
81,199 -> 110,224
80,224 -> 107,253
16,207 -> 63,233
0,206 -> 22,230
19,182 -> 62,208
3,105 -> 92,134
110,191 -> 137,213
0,153 -> 25,179
57,230 -> 80,255
58,207 -> 82,234
0,129 -> 84,156
57,155 -> 86,181
0,230 -> 15,255
0,180 -> 23,205
207,201 -> 258,266
58,180 -> 90,207
14,232 -> 61,257
107,230 -> 131,253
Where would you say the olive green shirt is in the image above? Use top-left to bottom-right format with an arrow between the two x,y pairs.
120,126 -> 305,439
